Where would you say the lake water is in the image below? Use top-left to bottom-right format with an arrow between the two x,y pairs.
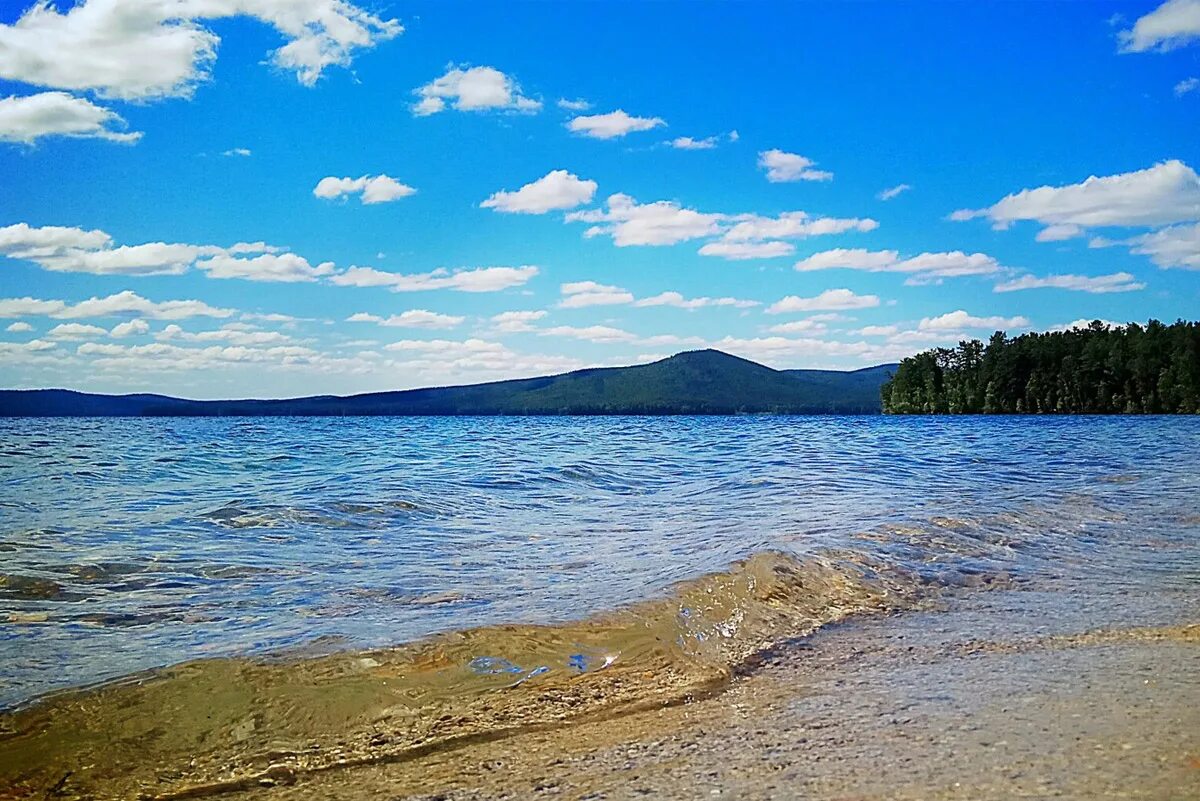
2,415 -> 1198,711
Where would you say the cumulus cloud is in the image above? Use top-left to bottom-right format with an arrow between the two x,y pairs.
1118,0 -> 1200,52
540,325 -> 638,343
766,289 -> 881,314
950,160 -> 1200,231
697,240 -> 796,260
758,149 -> 833,182
346,310 -> 464,329
0,223 -> 313,280
557,98 -> 591,111
877,184 -> 911,201
993,272 -> 1145,293
566,193 -> 723,246
698,212 -> 879,260
222,147 -> 251,157
767,318 -> 832,335
558,281 -> 635,309
0,91 -> 141,144
412,65 -> 540,116
481,170 -> 597,214
197,253 -> 335,282
668,135 -> 719,150
1176,77 -> 1200,95
110,318 -> 149,337
918,310 -> 1030,331
491,310 -> 546,333
633,291 -> 759,310
793,248 -> 1003,283
0,290 -> 235,320
330,265 -> 539,293
6,321 -> 34,332
1122,221 -> 1200,269
0,0 -> 402,100
47,322 -> 106,339
313,175 -> 416,204
567,110 -> 665,139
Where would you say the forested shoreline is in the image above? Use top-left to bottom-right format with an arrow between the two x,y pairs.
881,320 -> 1200,414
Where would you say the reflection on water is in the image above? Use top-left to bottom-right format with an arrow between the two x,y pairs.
0,416 -> 1198,797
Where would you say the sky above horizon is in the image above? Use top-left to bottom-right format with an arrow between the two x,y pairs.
1,0 -> 1199,399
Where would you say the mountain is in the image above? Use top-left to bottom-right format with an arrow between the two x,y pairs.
0,350 -> 896,416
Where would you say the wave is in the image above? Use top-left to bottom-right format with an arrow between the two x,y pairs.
0,551 -> 928,801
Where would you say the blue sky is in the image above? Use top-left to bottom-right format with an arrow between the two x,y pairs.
1,0 -> 1198,398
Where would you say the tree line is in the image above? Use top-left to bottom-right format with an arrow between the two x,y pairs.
881,320 -> 1200,414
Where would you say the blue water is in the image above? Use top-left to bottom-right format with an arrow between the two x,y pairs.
1,415 -> 1198,707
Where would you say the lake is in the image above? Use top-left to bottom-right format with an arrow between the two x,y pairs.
2,415 -> 1197,710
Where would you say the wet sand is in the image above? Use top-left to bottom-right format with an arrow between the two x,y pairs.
222,584 -> 1199,801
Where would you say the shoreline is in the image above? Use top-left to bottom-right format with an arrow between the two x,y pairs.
220,582 -> 1199,801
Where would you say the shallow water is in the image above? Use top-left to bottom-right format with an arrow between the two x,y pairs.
1,416 -> 1199,798
1,415 -> 1198,710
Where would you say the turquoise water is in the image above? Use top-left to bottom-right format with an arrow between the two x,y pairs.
1,415 -> 1198,708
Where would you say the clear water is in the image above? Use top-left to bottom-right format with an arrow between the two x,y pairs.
1,415 -> 1198,709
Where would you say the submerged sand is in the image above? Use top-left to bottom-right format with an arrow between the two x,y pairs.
221,585 -> 1199,801
2,558 -> 1196,800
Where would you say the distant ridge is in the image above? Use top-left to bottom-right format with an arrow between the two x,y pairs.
0,349 -> 896,417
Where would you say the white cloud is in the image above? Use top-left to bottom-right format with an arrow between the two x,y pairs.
0,223 -> 310,280
558,281 -> 635,309
412,65 -> 540,116
1176,77 -> 1200,95
566,193 -> 723,246
0,0 -> 401,100
110,318 -> 149,338
633,291 -> 758,310
557,98 -> 591,111
877,184 -> 911,201
198,253 -> 335,282
0,91 -> 141,144
491,310 -> 547,332
222,147 -> 251,157
540,325 -> 637,343
710,335 -> 913,367
758,149 -> 833,182
0,222 -> 111,256
6,321 -> 33,332
766,289 -> 881,314
0,290 -> 235,320
330,265 -> 539,293
918,310 -> 1030,331
346,310 -> 464,329
951,160 -> 1200,230
481,170 -> 597,214
993,272 -> 1145,294
313,175 -> 416,204
1119,0 -> 1200,52
669,135 -> 718,150
767,318 -> 830,335
1123,222 -> 1200,269
697,240 -> 796,260
1049,319 -> 1125,332
720,212 -> 878,243
1035,223 -> 1084,242
157,324 -> 293,346
857,325 -> 899,336
793,248 -> 1002,282
567,110 -> 665,139
47,322 -> 106,339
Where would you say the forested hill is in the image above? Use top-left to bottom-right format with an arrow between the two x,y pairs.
881,320 -> 1200,414
0,350 -> 897,417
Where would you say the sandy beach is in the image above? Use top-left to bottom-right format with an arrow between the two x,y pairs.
211,578 -> 1199,801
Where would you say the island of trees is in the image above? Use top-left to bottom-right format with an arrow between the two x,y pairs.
881,320 -> 1200,414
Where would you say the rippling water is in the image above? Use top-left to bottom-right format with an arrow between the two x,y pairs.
2,415 -> 1197,711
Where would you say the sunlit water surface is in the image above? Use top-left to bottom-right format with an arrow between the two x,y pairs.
1,415 -> 1198,708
